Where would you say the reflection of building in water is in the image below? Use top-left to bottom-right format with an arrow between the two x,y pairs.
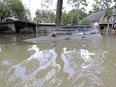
9,45 -> 60,87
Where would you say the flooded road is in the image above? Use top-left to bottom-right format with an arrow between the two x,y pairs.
0,34 -> 116,87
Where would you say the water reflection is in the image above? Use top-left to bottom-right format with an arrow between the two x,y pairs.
8,45 -> 60,87
61,47 -> 78,79
0,35 -> 116,87
61,47 -> 107,87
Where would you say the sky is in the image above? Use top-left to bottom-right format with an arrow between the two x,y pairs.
22,0 -> 94,18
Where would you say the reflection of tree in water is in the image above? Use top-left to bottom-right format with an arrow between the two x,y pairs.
0,39 -> 110,87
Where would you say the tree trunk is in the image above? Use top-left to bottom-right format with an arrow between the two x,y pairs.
55,0 -> 63,26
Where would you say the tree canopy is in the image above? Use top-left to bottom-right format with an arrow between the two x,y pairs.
34,0 -> 87,25
0,0 -> 30,21
34,10 -> 55,23
34,8 -> 87,25
62,9 -> 87,25
0,0 -> 11,21
92,0 -> 115,12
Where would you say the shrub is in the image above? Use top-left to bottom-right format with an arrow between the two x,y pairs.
80,18 -> 92,25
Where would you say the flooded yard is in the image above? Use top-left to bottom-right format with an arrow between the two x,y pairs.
0,34 -> 116,87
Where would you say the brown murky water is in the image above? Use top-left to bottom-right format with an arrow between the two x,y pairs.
0,34 -> 116,87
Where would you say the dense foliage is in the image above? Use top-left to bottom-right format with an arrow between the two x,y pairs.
34,0 -> 88,25
33,10 -> 55,23
1,0 -> 115,26
62,9 -> 87,25
68,0 -> 88,8
0,0 -> 30,21
92,0 -> 116,12
0,0 -> 11,21
34,8 -> 87,25
80,18 -> 92,25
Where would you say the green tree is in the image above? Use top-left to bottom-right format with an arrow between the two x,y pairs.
25,8 -> 31,21
102,0 -> 113,34
92,0 -> 104,12
41,0 -> 53,11
0,0 -> 29,21
0,0 -> 11,21
80,18 -> 92,25
112,0 -> 116,30
34,9 -> 45,22
44,0 -> 88,26
92,0 -> 115,12
61,11 -> 70,25
67,0 -> 87,24
61,9 -> 87,25
9,0 -> 29,20
68,0 -> 87,8
48,11 -> 55,22
34,10 -> 55,23
34,0 -> 54,23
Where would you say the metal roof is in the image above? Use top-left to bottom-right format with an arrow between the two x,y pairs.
86,9 -> 116,22
86,11 -> 105,22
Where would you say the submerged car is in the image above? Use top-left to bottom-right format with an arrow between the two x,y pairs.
49,25 -> 101,36
24,25 -> 102,43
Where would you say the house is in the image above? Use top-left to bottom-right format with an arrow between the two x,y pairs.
86,9 -> 116,33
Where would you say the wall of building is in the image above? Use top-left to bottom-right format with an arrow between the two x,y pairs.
36,25 -> 55,36
7,23 -> 15,31
0,22 -> 56,34
2,23 -> 16,33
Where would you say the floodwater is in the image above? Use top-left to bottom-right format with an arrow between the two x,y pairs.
0,34 -> 116,87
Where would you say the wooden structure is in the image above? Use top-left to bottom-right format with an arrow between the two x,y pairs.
86,9 -> 116,31
36,23 -> 55,34
0,20 -> 36,34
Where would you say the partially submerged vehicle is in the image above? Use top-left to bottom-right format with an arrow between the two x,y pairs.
49,25 -> 101,36
24,25 -> 102,43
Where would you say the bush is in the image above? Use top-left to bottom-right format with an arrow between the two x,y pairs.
80,18 -> 92,25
